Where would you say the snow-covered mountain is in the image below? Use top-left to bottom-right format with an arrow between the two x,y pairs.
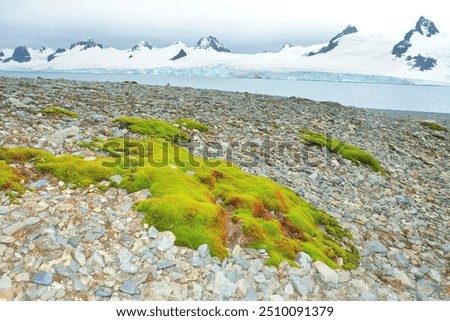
1,17 -> 450,85
194,36 -> 230,52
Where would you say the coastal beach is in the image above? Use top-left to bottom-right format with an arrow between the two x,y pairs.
0,76 -> 448,301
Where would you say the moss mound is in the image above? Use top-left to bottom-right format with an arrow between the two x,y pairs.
42,106 -> 79,119
419,121 -> 447,132
0,160 -> 24,195
113,116 -> 190,142
300,129 -> 385,174
175,118 -> 209,133
0,121 -> 360,269
82,134 -> 360,268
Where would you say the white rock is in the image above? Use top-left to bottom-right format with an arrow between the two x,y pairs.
213,271 -> 236,298
313,261 -> 339,285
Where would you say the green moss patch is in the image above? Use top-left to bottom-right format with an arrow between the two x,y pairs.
175,118 -> 209,133
0,161 -> 24,195
82,136 -> 359,268
0,125 -> 359,269
113,116 -> 189,142
420,121 -> 447,132
42,106 -> 79,119
300,129 -> 385,174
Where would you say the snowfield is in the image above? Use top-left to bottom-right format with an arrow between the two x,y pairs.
1,21 -> 450,85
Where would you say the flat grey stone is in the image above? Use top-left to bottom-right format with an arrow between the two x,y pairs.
120,280 -> 141,295
47,127 -> 79,145
365,240 -> 388,254
119,248 -> 132,264
387,251 -> 410,269
95,288 -> 113,298
198,244 -> 210,258
241,288 -> 257,301
233,255 -> 249,270
30,179 -> 49,189
226,265 -> 243,283
120,262 -> 139,274
393,268 -> 416,290
24,217 -> 41,226
147,226 -> 160,239
213,271 -> 236,299
32,272 -> 53,286
313,261 -> 339,285
416,279 -> 441,296
0,206 -> 10,215
191,254 -> 207,267
72,277 -> 89,292
119,202 -> 133,212
428,269 -> 442,283
156,232 -> 175,251
156,261 -> 177,270
2,222 -> 25,236
0,235 -> 16,244
360,292 -> 378,301
53,264 -> 74,277
110,175 -> 123,185
296,252 -> 313,271
67,235 -> 82,248
0,275 -> 12,290
290,274 -> 313,295
74,249 -> 86,266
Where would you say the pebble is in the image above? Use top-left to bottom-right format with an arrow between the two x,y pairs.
313,261 -> 339,285
156,261 -> 177,270
120,262 -> 139,274
120,280 -> 141,295
365,240 -> 388,254
95,288 -> 114,298
32,272 -> 53,286
67,235 -> 82,248
0,235 -> 16,244
0,206 -> 10,215
147,226 -> 160,239
72,277 -> 89,292
198,244 -> 210,258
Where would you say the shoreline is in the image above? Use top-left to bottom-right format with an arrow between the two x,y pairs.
0,76 -> 448,301
1,72 -> 449,115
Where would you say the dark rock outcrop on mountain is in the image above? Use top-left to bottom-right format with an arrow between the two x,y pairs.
131,41 -> 153,51
307,25 -> 357,56
392,17 -> 439,71
393,16 -> 439,58
170,49 -> 187,61
195,36 -> 230,52
415,16 -> 439,37
47,48 -> 67,62
70,38 -> 103,50
0,51 -> 4,57
2,46 -> 31,63
406,55 -> 437,71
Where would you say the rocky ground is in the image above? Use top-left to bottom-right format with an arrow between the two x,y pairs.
0,76 -> 448,301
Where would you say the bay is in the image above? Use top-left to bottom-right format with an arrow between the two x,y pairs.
0,70 -> 449,114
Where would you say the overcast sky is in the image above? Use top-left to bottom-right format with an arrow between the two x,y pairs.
1,0 -> 448,53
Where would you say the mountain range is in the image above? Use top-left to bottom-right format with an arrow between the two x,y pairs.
1,17 -> 449,85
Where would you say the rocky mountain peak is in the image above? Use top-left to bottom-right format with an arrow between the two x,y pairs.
392,16 -> 440,71
330,25 -> 358,43
130,41 -> 153,51
307,25 -> 357,56
2,46 -> 31,63
415,16 -> 439,37
70,37 -> 103,50
195,36 -> 230,53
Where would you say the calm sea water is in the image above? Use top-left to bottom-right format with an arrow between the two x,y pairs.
1,71 -> 449,114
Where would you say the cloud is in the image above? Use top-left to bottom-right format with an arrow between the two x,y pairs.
1,0 -> 449,53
